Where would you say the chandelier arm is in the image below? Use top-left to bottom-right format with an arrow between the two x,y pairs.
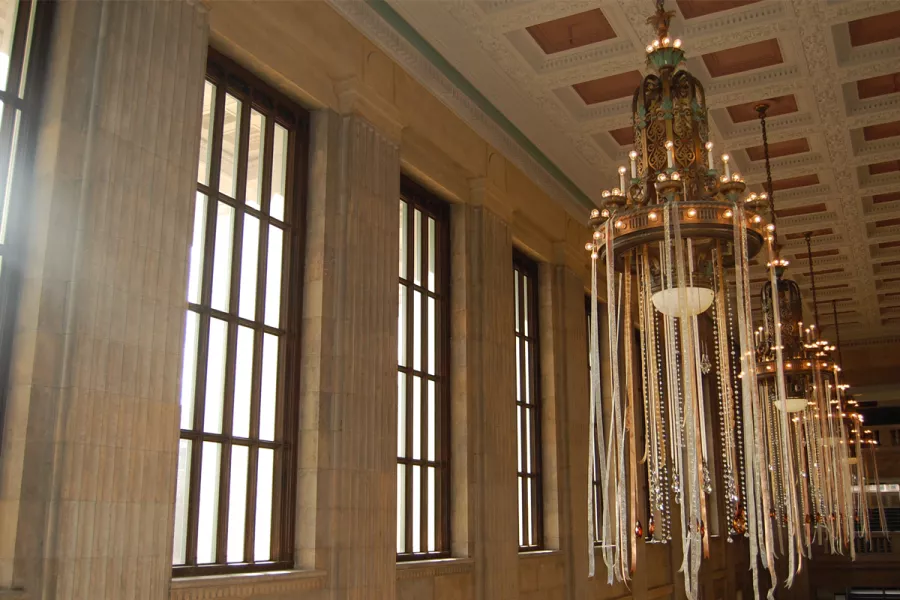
832,300 -> 843,367
758,104 -> 778,252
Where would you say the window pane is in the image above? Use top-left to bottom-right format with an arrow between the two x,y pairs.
198,442 -> 222,564
397,465 -> 406,554
259,333 -> 279,441
204,318 -> 228,434
427,380 -> 436,461
173,439 -> 192,565
413,209 -> 422,286
0,107 -> 21,244
398,373 -> 406,457
427,297 -> 436,375
264,225 -> 283,327
227,445 -> 249,562
427,217 -> 436,292
398,285 -> 407,367
179,311 -> 200,429
197,81 -> 216,186
412,376 -> 421,460
238,214 -> 260,320
412,465 -> 421,553
246,110 -> 265,209
232,326 -> 254,438
254,448 -> 274,561
187,192 -> 208,304
219,94 -> 241,198
427,467 -> 436,552
0,0 -> 20,92
413,290 -> 421,372
211,202 -> 235,312
270,124 -> 287,220
399,200 -> 407,277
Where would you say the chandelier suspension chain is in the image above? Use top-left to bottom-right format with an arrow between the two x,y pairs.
804,231 -> 821,330
757,104 -> 777,250
833,300 -> 843,367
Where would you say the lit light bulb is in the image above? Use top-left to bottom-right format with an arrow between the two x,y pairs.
687,208 -> 697,218
653,39 -> 660,48
663,37 -> 671,46
612,187 -> 622,196
724,209 -> 733,218
629,150 -> 638,159
591,209 -> 600,218
731,173 -> 741,182
658,173 -> 668,182
671,171 -> 681,180
601,209 -> 610,218
602,190 -> 611,198
591,251 -> 598,259
766,223 -> 775,232
753,215 -> 762,223
615,220 -> 625,229
585,242 -> 594,251
646,45 -> 655,53
593,231 -> 602,240
648,212 -> 658,221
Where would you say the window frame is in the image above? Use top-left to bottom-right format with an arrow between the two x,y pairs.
396,176 -> 452,561
0,0 -> 56,453
173,48 -> 309,577
514,251 -> 544,551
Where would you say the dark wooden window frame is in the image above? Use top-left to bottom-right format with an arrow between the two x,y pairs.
396,176 -> 452,561
515,251 -> 544,551
0,0 -> 56,453
173,48 -> 308,577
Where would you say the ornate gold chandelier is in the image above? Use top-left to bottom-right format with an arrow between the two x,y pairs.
585,1 -> 767,597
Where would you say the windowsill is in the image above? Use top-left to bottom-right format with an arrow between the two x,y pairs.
518,548 -> 562,559
0,590 -> 28,600
396,557 -> 474,580
169,569 -> 327,599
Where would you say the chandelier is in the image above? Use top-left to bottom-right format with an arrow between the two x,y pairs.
750,103 -> 856,587
585,1 -> 768,597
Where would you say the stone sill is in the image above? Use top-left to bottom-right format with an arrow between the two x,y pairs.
170,569 -> 327,600
396,557 -> 475,580
0,591 -> 27,600
518,549 -> 563,560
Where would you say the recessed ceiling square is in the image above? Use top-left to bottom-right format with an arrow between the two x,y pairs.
609,125 -> 633,146
857,71 -> 900,99
863,120 -> 900,141
875,217 -> 900,228
785,227 -> 832,240
776,201 -> 826,217
874,192 -> 900,204
702,38 -> 783,78
727,94 -> 798,123
676,0 -> 761,19
800,267 -> 843,277
526,8 -> 616,55
771,174 -> 819,192
573,70 -> 642,105
848,9 -> 900,47
796,248 -> 840,260
869,160 -> 900,175
745,138 -> 810,161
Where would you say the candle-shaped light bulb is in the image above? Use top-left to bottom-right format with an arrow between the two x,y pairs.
665,140 -> 674,169
628,150 -> 638,178
705,141 -> 714,170
722,153 -> 731,178
618,165 -> 627,191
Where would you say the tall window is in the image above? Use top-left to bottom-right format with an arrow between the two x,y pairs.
587,297 -> 603,544
0,0 -> 53,444
515,252 -> 543,550
173,50 -> 307,576
396,177 -> 451,560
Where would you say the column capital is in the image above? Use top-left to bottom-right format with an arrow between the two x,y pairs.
468,177 -> 513,224
335,76 -> 404,145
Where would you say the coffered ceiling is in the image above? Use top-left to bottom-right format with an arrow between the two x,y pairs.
365,0 -> 900,343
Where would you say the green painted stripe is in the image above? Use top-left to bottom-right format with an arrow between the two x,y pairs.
365,0 -> 595,210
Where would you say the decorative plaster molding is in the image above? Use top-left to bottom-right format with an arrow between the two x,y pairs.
396,557 -> 475,580
169,570 -> 327,600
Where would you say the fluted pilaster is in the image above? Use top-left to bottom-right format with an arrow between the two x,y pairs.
453,194 -> 518,600
301,110 -> 400,599
0,1 -> 208,598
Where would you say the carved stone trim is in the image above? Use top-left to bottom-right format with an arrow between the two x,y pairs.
169,570 -> 327,600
